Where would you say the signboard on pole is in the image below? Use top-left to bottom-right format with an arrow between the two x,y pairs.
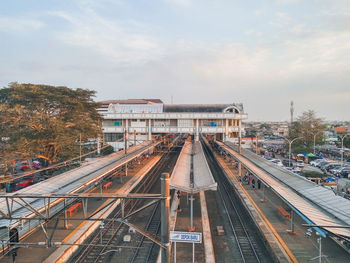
170,231 -> 202,244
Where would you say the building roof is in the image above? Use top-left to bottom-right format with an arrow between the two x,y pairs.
99,99 -> 163,107
163,103 -> 243,113
170,139 -> 217,193
335,126 -> 349,134
223,141 -> 350,239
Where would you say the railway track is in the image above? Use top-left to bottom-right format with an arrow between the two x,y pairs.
72,141 -> 182,263
202,139 -> 269,263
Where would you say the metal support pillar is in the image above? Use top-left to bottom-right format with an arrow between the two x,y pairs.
195,119 -> 199,141
97,136 -> 101,155
148,119 -> 152,141
238,120 -> 242,154
238,162 -> 242,178
121,199 -> 125,218
225,119 -> 229,142
124,128 -> 128,155
190,195 -> 194,230
63,199 -> 68,229
79,133 -> 82,162
82,199 -> 88,218
134,130 -> 136,146
161,173 -> 170,263
125,163 -> 128,177
256,135 -> 258,155
289,210 -> 295,234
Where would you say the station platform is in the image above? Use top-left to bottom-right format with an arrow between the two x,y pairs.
0,154 -> 161,263
215,149 -> 350,262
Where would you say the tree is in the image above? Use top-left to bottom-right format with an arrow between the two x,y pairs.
288,110 -> 325,153
0,83 -> 102,166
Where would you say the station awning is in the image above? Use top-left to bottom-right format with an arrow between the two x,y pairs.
170,140 -> 217,194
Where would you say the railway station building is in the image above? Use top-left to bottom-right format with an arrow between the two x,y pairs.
97,99 -> 248,150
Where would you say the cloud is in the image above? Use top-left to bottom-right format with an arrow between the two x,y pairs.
0,16 -> 44,33
164,0 -> 193,7
276,0 -> 300,4
50,9 -> 163,65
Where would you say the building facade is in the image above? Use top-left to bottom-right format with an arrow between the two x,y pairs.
98,99 -> 247,150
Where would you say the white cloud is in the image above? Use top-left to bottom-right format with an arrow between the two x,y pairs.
276,0 -> 300,4
51,10 -> 163,65
0,16 -> 44,33
164,0 -> 192,7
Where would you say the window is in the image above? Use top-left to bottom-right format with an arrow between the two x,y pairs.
105,133 -> 123,142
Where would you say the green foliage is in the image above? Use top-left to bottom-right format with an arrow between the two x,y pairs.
0,83 -> 102,163
101,145 -> 114,155
340,135 -> 350,148
300,170 -> 326,178
288,110 -> 325,153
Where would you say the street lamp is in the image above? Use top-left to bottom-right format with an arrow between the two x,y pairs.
284,137 -> 303,167
340,134 -> 349,167
311,131 -> 323,154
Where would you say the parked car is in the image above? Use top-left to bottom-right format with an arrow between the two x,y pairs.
310,159 -> 323,166
339,167 -> 350,178
269,159 -> 283,167
317,161 -> 329,169
323,163 -> 341,173
292,169 -> 301,175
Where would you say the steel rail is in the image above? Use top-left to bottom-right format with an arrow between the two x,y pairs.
129,202 -> 161,263
74,140 -> 180,263
202,139 -> 261,263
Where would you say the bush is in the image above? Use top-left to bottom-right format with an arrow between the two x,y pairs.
101,145 -> 114,155
300,170 -> 326,178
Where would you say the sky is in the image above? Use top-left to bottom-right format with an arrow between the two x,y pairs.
0,0 -> 349,121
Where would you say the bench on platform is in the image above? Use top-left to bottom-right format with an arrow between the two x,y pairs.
103,181 -> 112,190
66,202 -> 81,217
276,205 -> 291,219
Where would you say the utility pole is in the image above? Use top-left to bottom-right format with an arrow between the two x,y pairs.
290,101 -> 294,124
79,133 -> 82,162
312,131 -> 323,154
161,173 -> 170,263
284,137 -> 303,167
124,129 -> 128,155
340,134 -> 349,167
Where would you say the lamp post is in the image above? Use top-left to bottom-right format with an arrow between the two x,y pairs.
340,134 -> 349,167
284,137 -> 303,167
311,131 -> 323,154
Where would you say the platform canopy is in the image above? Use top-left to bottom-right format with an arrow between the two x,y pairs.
170,139 -> 217,193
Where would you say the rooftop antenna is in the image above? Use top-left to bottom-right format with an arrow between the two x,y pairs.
290,101 -> 294,124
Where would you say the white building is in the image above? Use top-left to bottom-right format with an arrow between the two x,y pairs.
98,99 -> 248,150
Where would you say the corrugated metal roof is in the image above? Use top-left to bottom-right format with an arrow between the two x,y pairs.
170,140 -> 217,193
99,99 -> 163,106
0,141 -> 159,229
222,141 -> 350,238
163,103 -> 243,113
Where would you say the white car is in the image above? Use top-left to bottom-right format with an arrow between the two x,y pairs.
270,159 -> 284,167
310,159 -> 323,167
296,160 -> 304,169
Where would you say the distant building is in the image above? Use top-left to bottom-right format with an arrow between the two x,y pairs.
98,99 -> 247,150
334,126 -> 350,134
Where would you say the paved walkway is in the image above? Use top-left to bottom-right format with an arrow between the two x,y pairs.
172,192 -> 204,263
